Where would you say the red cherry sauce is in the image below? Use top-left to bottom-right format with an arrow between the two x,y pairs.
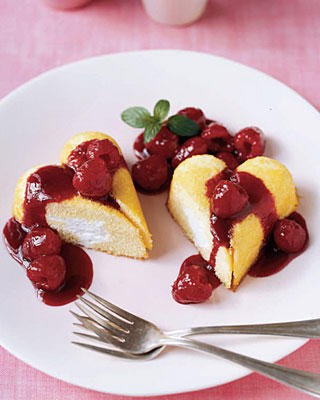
249,212 -> 308,277
3,222 -> 93,306
172,254 -> 221,304
67,139 -> 126,209
133,133 -> 150,160
3,165 -> 94,306
23,166 -> 76,228
40,243 -> 93,306
207,170 -> 277,271
206,171 -> 308,281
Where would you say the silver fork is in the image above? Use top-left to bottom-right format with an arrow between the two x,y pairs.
71,289 -> 320,398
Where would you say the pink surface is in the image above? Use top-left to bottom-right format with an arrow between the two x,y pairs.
0,0 -> 319,398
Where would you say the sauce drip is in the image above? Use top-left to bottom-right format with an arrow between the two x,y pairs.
40,243 -> 93,306
3,218 -> 93,306
249,212 -> 308,277
23,166 -> 76,228
206,170 -> 308,280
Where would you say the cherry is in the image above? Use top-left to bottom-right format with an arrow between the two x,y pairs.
72,158 -> 112,198
234,127 -> 265,162
3,218 -> 26,251
172,264 -> 213,304
145,126 -> 180,159
216,151 -> 239,170
179,254 -> 221,289
201,122 -> 234,153
27,255 -> 66,291
177,107 -> 206,130
211,180 -> 249,218
132,154 -> 169,192
86,139 -> 122,171
133,132 -> 150,160
273,219 -> 307,253
22,227 -> 62,261
171,137 -> 208,169
67,140 -> 92,171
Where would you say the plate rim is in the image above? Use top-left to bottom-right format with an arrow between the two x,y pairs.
0,49 -> 317,396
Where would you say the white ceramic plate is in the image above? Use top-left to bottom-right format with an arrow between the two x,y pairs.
0,50 -> 319,396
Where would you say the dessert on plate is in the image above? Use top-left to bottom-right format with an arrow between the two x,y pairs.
122,99 -> 308,304
3,132 -> 152,305
168,155 -> 299,289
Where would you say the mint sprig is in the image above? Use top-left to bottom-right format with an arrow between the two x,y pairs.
167,114 -> 201,137
121,99 -> 169,143
153,99 -> 170,121
121,99 -> 200,143
121,106 -> 151,129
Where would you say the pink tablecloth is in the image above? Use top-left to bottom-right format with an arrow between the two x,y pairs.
1,0 -> 319,399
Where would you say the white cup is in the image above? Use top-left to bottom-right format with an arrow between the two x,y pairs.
142,0 -> 208,26
43,0 -> 93,10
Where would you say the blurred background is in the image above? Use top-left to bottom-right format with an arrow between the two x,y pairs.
1,0 -> 319,109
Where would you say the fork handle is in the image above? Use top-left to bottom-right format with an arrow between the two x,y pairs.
167,318 -> 320,339
161,336 -> 320,398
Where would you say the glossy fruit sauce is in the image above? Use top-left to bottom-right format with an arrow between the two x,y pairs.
2,138 -> 125,306
172,169 -> 308,304
3,166 -> 94,306
207,170 -> 308,284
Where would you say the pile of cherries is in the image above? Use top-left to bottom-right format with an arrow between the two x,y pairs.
67,138 -> 123,198
132,107 -> 265,193
4,218 -> 66,292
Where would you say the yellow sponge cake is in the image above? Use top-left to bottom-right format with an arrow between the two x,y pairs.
168,155 -> 298,289
13,132 -> 152,259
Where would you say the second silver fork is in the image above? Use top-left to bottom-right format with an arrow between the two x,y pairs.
71,290 -> 320,398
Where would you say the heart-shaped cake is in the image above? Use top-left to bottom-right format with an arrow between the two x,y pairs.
168,154 -> 298,289
12,131 -> 152,259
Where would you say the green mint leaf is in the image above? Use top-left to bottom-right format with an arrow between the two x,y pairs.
153,99 -> 170,122
143,120 -> 162,143
167,115 -> 201,137
121,107 -> 151,128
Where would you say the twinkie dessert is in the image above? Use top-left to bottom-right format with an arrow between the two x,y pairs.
3,132 -> 152,305
122,100 -> 308,304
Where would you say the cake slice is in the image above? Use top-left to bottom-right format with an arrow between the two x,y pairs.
168,155 -> 298,288
13,132 -> 152,259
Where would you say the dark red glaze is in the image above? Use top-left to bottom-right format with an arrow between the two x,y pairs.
234,127 -> 265,162
208,171 -> 278,268
23,165 -> 76,228
171,137 -> 208,169
3,217 -> 26,251
86,139 -> 123,172
72,158 -> 113,198
211,180 -> 249,218
201,122 -> 234,153
68,139 -> 125,206
145,126 -> 180,159
67,140 -> 93,171
249,213 -> 308,278
273,218 -> 307,253
172,254 -> 221,304
205,169 -> 233,198
132,154 -> 169,192
3,219 -> 93,306
216,151 -> 239,170
177,107 -> 206,130
2,137 -> 130,306
22,227 -> 62,260
27,255 -> 66,291
40,243 -> 93,306
133,133 -> 150,160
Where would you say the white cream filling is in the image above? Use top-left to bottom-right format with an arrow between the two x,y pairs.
48,216 -> 110,246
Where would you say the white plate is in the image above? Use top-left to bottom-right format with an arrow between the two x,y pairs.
0,50 -> 319,397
